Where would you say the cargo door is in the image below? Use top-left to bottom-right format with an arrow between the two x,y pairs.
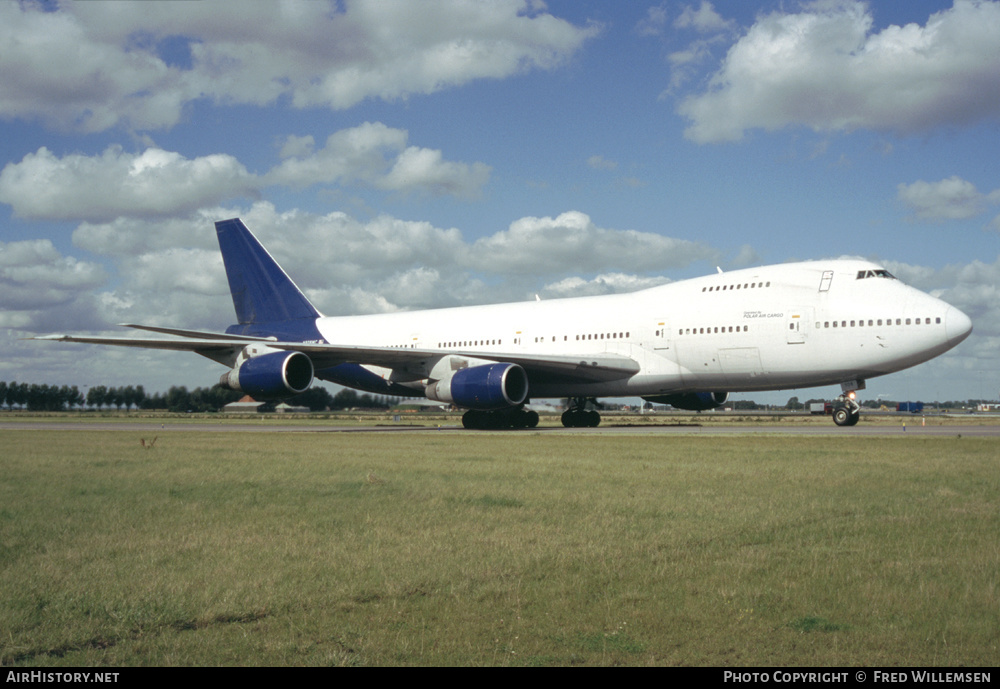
786,308 -> 812,344
719,347 -> 765,385
652,318 -> 671,351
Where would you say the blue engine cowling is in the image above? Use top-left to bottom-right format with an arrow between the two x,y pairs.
642,391 -> 729,411
426,363 -> 529,410
221,351 -> 314,400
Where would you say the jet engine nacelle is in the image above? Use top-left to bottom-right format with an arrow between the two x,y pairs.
220,350 -> 314,400
425,362 -> 529,410
642,391 -> 729,411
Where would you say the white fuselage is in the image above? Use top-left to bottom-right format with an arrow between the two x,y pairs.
313,260 -> 971,399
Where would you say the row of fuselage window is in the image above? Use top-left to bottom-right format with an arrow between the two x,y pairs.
532,332 -> 632,343
701,281 -> 771,292
678,325 -> 751,335
816,316 -> 941,329
435,332 -> 634,348
676,316 -> 941,337
427,317 -> 940,349
436,339 -> 502,348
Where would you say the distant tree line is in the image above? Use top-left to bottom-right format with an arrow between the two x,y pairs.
3,379 -> 986,413
287,387 -> 399,412
0,381 -> 86,411
0,380 -> 400,413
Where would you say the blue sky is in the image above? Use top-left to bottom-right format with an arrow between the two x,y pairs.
2,0 -> 999,403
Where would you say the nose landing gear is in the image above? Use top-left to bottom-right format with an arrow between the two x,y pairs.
832,381 -> 864,426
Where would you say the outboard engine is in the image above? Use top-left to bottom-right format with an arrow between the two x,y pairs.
220,350 -> 314,400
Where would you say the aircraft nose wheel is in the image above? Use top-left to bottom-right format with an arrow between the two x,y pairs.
832,402 -> 861,426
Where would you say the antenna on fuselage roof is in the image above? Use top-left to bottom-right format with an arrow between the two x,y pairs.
716,266 -> 724,274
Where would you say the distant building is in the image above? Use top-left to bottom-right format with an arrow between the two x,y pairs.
274,402 -> 310,413
390,400 -> 449,412
223,395 -> 266,413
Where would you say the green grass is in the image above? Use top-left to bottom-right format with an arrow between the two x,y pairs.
0,430 -> 996,666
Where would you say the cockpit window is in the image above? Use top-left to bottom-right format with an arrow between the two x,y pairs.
856,269 -> 896,280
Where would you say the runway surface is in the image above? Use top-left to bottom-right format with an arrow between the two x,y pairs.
3,421 -> 998,436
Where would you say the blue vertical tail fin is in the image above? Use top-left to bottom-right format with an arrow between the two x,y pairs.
215,218 -> 322,327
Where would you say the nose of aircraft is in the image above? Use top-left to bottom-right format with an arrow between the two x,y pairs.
945,306 -> 973,346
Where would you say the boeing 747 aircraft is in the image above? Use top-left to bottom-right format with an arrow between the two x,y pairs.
36,218 -> 973,428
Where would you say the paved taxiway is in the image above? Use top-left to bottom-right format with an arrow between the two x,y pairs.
3,422 -> 998,436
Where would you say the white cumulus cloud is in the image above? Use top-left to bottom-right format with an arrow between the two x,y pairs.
674,1 -> 735,33
678,0 -> 1000,143
897,176 -> 1000,222
0,238 -> 108,331
60,202 -> 719,323
470,211 -> 718,275
0,124 -> 490,222
0,239 -> 107,312
268,123 -> 491,198
0,0 -> 598,133
0,146 -> 257,222
542,273 -> 671,298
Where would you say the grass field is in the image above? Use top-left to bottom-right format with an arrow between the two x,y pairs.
1,428 -> 996,666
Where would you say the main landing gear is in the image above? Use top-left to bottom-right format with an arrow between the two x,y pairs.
832,381 -> 864,427
462,407 -> 539,430
561,397 -> 601,428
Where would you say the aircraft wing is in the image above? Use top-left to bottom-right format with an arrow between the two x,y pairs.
117,323 -> 276,341
31,333 -> 246,352
32,332 -> 640,383
266,342 -> 640,383
29,333 -> 247,367
31,322 -> 272,351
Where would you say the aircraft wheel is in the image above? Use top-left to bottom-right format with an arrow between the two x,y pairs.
846,409 -> 861,426
464,409 -> 537,430
508,410 -> 527,429
561,409 -> 600,427
463,410 -> 496,429
832,407 -> 851,427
